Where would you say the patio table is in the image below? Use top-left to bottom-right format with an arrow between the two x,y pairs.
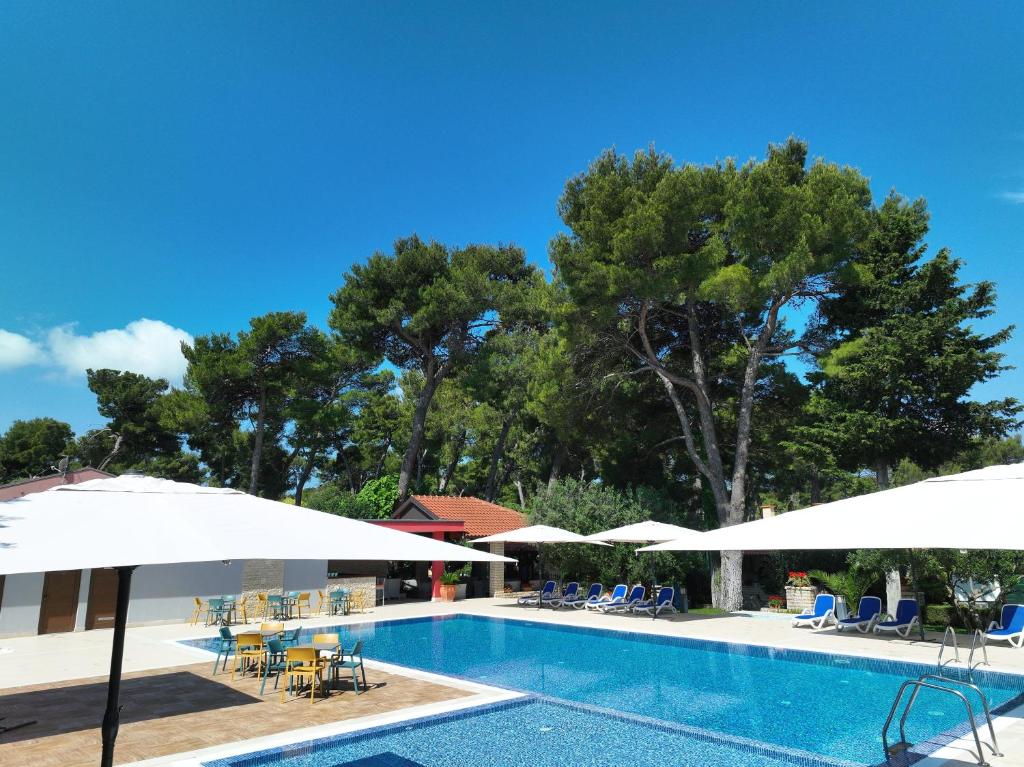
259,628 -> 284,638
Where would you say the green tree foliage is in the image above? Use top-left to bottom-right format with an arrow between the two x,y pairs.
530,478 -> 699,589
552,139 -> 873,609
329,235 -> 542,500
811,194 -> 1019,487
355,474 -> 400,519
0,418 -> 74,481
181,311 -> 321,495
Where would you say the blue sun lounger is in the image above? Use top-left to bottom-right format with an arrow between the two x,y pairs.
987,603 -> 1024,648
571,583 -> 604,609
518,580 -> 556,606
550,582 -> 579,608
634,586 -> 676,617
791,593 -> 835,629
600,584 -> 645,613
836,595 -> 882,633
873,599 -> 920,638
585,584 -> 627,611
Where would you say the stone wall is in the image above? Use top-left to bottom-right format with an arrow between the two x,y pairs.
242,559 -> 285,595
489,542 -> 506,597
326,576 -> 376,611
785,585 -> 817,613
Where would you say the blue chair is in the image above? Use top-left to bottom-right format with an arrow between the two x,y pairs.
258,639 -> 290,695
518,580 -> 556,606
551,582 -> 579,608
601,584 -> 645,613
585,584 -> 627,611
987,604 -> 1024,647
267,594 -> 286,620
572,583 -> 603,610
329,640 -> 367,694
635,586 -> 677,617
211,626 -> 235,674
281,627 -> 302,648
206,598 -> 231,626
330,589 -> 350,616
791,593 -> 836,629
874,599 -> 920,638
836,595 -> 882,633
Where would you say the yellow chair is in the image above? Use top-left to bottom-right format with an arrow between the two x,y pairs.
189,597 -> 207,626
281,647 -> 325,704
348,590 -> 366,613
255,592 -> 269,620
295,592 -> 311,618
260,622 -> 285,635
236,594 -> 252,623
232,632 -> 264,680
315,590 -> 328,616
311,632 -> 341,650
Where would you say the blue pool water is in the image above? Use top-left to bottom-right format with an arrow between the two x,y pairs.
206,698 -> 830,767
184,615 -> 1024,765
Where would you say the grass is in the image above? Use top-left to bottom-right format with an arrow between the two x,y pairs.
688,606 -> 728,615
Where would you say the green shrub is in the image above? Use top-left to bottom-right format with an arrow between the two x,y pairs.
925,603 -> 953,626
356,475 -> 400,519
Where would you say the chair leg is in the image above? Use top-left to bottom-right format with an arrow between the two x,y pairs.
352,665 -> 361,694
360,662 -> 367,690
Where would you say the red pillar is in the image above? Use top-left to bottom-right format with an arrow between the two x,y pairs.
431,531 -> 444,601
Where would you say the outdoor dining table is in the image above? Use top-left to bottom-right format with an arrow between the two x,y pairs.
260,628 -> 284,638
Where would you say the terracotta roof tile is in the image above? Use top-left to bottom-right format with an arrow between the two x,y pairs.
409,495 -> 526,537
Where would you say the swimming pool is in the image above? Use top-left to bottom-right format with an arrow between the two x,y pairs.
205,698 -> 848,767
184,614 -> 1024,765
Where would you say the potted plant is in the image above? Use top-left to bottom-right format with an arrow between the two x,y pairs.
766,595 -> 786,612
438,563 -> 471,602
784,571 -> 817,612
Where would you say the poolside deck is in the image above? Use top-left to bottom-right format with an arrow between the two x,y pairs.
3,598 -> 1024,766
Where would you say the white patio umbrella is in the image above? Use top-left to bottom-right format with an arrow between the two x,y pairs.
586,520 -> 701,617
639,463 -> 1024,638
638,462 -> 1024,554
474,524 -> 609,606
0,474 -> 512,767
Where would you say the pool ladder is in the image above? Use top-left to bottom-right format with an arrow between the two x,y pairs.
881,628 -> 1001,766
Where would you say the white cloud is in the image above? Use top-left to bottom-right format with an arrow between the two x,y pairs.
0,329 -> 47,370
46,319 -> 193,384
1000,191 -> 1024,204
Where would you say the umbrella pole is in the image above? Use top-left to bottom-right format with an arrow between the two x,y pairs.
100,565 -> 137,767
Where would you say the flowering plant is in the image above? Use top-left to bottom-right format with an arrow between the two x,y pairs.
787,571 -> 811,587
767,595 -> 786,609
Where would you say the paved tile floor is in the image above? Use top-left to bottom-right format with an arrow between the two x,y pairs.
0,660 -> 470,767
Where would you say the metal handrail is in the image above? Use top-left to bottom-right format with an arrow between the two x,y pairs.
882,679 -> 990,766
938,625 -> 962,670
913,674 -> 1002,757
969,628 -> 991,673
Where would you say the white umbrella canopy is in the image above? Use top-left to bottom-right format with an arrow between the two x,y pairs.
0,473 -> 511,767
474,524 -> 609,545
639,462 -> 1024,553
0,474 -> 513,575
585,520 -> 701,544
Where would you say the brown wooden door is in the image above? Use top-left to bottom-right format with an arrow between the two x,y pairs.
86,568 -> 119,630
38,570 -> 81,634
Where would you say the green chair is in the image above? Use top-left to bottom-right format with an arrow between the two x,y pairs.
206,598 -> 231,626
281,627 -> 302,648
330,640 -> 367,694
258,638 -> 290,695
211,626 -> 236,674
330,589 -> 349,616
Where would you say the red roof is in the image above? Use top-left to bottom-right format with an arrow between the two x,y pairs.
406,495 -> 527,537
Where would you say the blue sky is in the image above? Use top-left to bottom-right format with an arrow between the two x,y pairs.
1,2 -> 1021,435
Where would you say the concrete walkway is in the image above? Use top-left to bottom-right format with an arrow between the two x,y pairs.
2,598 -> 1022,766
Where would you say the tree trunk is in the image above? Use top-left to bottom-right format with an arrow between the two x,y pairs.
438,430 -> 465,493
248,385 -> 268,495
809,466 -> 822,504
293,452 -> 316,507
337,447 -> 357,492
397,361 -> 444,500
547,444 -> 566,490
375,436 -> 391,480
715,550 -> 744,611
514,479 -> 526,507
875,459 -> 890,489
485,416 -> 513,502
415,446 -> 426,489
